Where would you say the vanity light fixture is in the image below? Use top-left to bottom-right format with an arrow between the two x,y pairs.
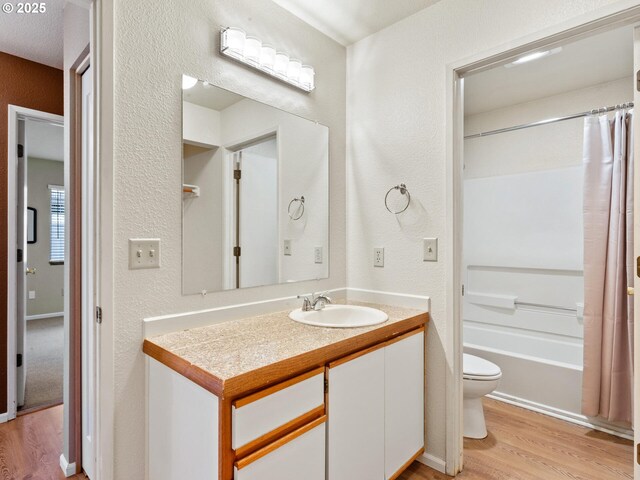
505,47 -> 562,68
220,27 -> 315,92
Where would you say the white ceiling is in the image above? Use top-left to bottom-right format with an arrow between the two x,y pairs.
464,26 -> 634,115
0,0 -> 64,68
26,121 -> 64,162
183,80 -> 244,111
271,0 -> 441,46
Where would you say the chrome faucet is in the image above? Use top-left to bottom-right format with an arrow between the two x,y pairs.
298,292 -> 333,311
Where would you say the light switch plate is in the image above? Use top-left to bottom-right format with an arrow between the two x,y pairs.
28,290 -> 35,300
374,247 -> 384,267
423,238 -> 438,262
314,246 -> 323,264
129,238 -> 161,269
284,239 -> 292,256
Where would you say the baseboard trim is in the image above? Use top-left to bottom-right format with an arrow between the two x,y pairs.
59,454 -> 77,477
489,391 -> 633,440
416,452 -> 446,473
0,412 -> 8,424
26,311 -> 64,321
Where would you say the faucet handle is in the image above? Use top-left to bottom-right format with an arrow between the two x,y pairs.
297,294 -> 312,311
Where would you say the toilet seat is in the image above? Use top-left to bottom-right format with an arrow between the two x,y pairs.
463,354 -> 501,381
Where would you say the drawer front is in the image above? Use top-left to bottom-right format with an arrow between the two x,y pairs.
234,418 -> 326,480
232,368 -> 324,450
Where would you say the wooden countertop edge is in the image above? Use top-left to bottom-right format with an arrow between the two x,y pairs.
143,311 -> 428,400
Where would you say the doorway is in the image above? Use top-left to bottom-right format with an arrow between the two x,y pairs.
20,117 -> 65,414
447,7 -> 640,478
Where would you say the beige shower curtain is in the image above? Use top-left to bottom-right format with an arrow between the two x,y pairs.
582,109 -> 634,424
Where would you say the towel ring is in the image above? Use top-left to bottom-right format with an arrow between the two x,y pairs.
385,184 -> 411,214
288,196 -> 305,220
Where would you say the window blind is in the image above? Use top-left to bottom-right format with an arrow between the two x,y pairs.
49,185 -> 65,263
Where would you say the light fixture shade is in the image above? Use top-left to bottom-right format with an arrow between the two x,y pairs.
182,75 -> 198,90
244,36 -> 262,64
219,28 -> 315,92
287,59 -> 302,83
299,65 -> 315,91
274,52 -> 289,77
260,44 -> 276,71
223,27 -> 245,58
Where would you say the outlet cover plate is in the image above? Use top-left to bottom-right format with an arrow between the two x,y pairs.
284,240 -> 292,256
374,247 -> 384,267
129,238 -> 161,269
314,246 -> 323,264
423,238 -> 438,262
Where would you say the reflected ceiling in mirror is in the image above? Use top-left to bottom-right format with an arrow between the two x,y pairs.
182,76 -> 329,295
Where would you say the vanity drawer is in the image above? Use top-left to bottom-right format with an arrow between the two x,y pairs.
232,367 -> 325,453
234,416 -> 326,480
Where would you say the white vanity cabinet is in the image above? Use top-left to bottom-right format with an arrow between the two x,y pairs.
327,328 -> 425,480
145,309 -> 428,480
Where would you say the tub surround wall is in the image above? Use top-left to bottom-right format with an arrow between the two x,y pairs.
346,0 -> 625,468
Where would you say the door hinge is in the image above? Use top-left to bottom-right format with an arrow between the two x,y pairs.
233,246 -> 241,257
17,249 -> 23,263
234,169 -> 242,180
324,378 -> 329,393
637,70 -> 640,92
95,306 -> 102,324
637,443 -> 640,465
637,256 -> 640,278
16,354 -> 22,368
462,284 -> 465,296
17,144 -> 23,158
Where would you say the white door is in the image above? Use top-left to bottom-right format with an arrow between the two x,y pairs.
15,119 -> 27,408
327,348 -> 385,480
237,137 -> 278,288
634,25 -> 640,480
81,65 -> 96,480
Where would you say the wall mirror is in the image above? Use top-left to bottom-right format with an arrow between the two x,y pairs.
182,76 -> 329,294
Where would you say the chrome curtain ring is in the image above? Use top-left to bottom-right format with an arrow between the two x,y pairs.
384,184 -> 411,214
288,196 -> 305,220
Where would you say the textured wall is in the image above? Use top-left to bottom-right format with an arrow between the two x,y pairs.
26,158 -> 65,316
346,0 -> 624,464
111,0 -> 346,476
0,52 -> 63,414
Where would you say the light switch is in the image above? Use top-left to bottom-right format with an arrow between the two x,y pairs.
28,290 -> 35,300
129,238 -> 161,269
284,239 -> 292,256
423,238 -> 438,262
314,246 -> 323,264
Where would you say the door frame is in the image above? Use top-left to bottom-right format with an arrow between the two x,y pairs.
7,105 -> 64,421
446,2 -> 640,475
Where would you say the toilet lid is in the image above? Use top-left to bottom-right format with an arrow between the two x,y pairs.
463,354 -> 501,378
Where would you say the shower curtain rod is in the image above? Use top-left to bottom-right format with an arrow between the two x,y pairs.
464,101 -> 634,139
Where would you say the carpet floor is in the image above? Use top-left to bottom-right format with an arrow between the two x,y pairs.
22,316 -> 64,411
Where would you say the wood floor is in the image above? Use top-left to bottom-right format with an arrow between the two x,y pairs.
0,405 -> 85,479
399,399 -> 633,480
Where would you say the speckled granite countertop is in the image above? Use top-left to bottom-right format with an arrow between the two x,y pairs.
143,301 -> 428,399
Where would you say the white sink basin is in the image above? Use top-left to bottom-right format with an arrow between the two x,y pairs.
289,304 -> 388,328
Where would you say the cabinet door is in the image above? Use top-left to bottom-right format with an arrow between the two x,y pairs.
327,347 -> 385,480
385,330 -> 425,479
234,418 -> 325,480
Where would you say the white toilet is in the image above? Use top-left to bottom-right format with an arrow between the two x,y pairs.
463,353 -> 502,439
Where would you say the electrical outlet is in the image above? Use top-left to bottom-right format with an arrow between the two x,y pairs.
423,238 -> 438,262
284,240 -> 292,256
314,246 -> 323,264
374,247 -> 384,267
28,290 -> 35,300
129,238 -> 161,269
